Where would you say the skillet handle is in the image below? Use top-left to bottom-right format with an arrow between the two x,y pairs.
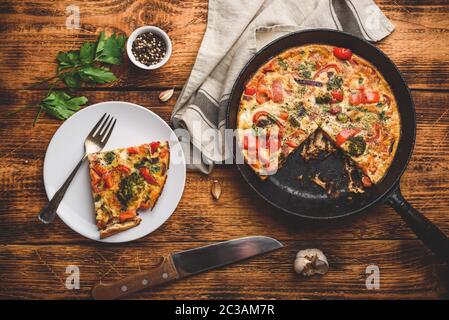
387,185 -> 449,264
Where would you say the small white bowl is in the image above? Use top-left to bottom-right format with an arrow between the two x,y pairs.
127,26 -> 172,70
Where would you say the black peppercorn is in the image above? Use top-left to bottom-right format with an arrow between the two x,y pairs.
131,32 -> 167,66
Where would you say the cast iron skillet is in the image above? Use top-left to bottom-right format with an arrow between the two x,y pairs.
226,29 -> 449,263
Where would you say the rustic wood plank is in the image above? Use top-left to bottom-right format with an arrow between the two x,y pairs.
1,90 -> 448,246
0,241 -> 447,299
0,0 -> 448,90
376,0 -> 449,89
0,0 -> 207,90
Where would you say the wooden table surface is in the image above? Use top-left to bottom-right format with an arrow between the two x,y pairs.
1,0 -> 449,300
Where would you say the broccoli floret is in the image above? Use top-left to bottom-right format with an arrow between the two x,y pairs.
348,136 -> 366,157
327,76 -> 343,91
315,93 -> 332,104
336,113 -> 349,123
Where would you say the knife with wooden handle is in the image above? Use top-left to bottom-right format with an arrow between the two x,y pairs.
92,236 -> 283,300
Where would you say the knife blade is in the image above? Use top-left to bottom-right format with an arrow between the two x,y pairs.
92,236 -> 283,300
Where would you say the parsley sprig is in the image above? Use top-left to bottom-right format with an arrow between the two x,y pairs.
11,32 -> 126,126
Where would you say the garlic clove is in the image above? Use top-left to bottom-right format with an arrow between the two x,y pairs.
159,88 -> 174,102
211,180 -> 222,200
294,257 -> 310,275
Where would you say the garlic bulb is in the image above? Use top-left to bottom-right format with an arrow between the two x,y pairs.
294,248 -> 329,276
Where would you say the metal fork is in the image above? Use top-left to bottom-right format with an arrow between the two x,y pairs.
38,113 -> 117,224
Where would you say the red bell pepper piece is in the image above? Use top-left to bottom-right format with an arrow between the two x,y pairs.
103,173 -> 114,189
333,47 -> 353,60
93,163 -> 108,176
115,164 -> 131,175
362,176 -> 373,188
252,111 -> 284,130
243,135 -> 249,150
119,210 -> 136,222
272,79 -> 284,103
243,133 -> 259,150
127,147 -> 139,155
150,141 -> 160,154
244,86 -> 257,96
138,202 -> 151,210
255,87 -> 272,104
350,89 -> 380,105
314,63 -> 341,79
286,140 -> 298,148
279,111 -> 289,121
335,128 -> 361,147
349,91 -> 361,105
139,167 -> 158,185
362,91 -> 380,104
262,61 -> 276,73
265,130 -> 282,152
252,111 -> 270,124
331,91 -> 344,103
90,170 -> 101,187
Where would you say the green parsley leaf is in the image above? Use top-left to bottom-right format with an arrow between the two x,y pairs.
57,51 -> 80,71
62,72 -> 81,90
78,66 -> 117,84
42,91 -> 87,116
96,31 -> 106,55
79,42 -> 96,64
115,34 -> 127,52
35,91 -> 88,124
96,33 -> 127,65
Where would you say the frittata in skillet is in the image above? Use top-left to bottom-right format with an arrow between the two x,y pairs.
237,44 -> 400,187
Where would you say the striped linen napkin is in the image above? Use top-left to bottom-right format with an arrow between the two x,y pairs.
171,0 -> 395,174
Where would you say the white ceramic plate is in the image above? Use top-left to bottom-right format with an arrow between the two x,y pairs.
43,101 -> 186,243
